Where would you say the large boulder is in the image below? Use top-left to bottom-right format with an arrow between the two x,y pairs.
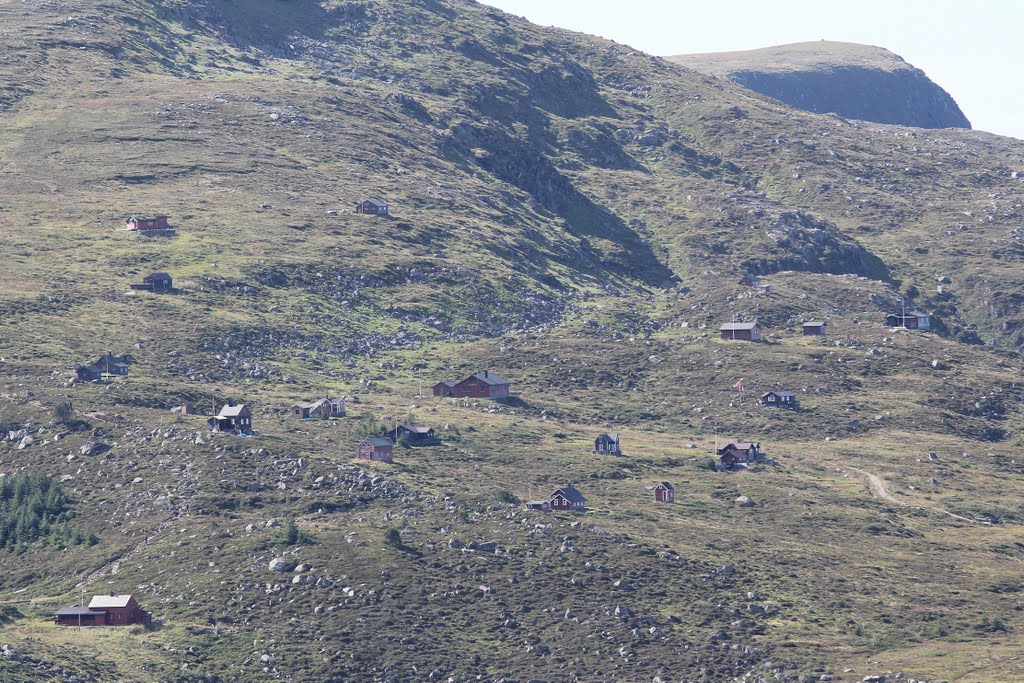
269,557 -> 293,572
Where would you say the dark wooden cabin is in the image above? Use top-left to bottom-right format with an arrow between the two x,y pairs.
719,322 -> 762,341
355,199 -> 389,215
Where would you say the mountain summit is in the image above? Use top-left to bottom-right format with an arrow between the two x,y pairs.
668,40 -> 971,129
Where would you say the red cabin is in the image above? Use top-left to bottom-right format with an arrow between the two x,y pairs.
654,481 -> 675,503
359,437 -> 394,462
452,371 -> 510,399
55,594 -> 151,626
717,441 -> 765,470
551,486 -> 586,511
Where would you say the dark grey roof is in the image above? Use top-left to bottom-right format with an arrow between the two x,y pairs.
553,486 -> 585,504
55,606 -> 102,616
365,198 -> 388,207
763,391 -> 796,398
218,405 -> 249,418
802,321 -> 825,327
657,481 -> 674,490
720,322 -> 760,331
470,371 -> 509,385
400,423 -> 432,434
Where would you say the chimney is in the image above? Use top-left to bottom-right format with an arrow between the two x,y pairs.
484,370 -> 489,378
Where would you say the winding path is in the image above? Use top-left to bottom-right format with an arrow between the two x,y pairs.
835,464 -> 989,525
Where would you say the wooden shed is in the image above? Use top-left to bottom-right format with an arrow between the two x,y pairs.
802,321 -> 827,336
654,481 -> 675,503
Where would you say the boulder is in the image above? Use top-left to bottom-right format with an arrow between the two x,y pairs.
268,557 -> 292,572
80,442 -> 111,456
735,495 -> 755,507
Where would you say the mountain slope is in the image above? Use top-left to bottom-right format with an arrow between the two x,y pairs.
668,40 -> 972,129
0,2 -> 1023,681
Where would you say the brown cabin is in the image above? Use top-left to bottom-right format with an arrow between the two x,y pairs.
355,198 -> 389,215
394,422 -> 440,446
452,371 -> 510,399
126,216 -> 169,231
719,322 -> 762,341
55,594 -> 151,627
208,404 -> 253,435
525,500 -> 550,512
802,321 -> 827,336
738,276 -> 761,288
75,364 -> 102,382
359,437 -> 394,462
654,481 -> 675,503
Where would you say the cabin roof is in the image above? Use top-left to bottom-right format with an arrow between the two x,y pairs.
657,481 -> 674,490
553,486 -> 585,503
88,594 -> 133,609
218,405 -> 249,417
55,606 -> 102,616
363,437 -> 393,447
802,320 -> 825,327
400,423 -> 432,434
719,322 -> 759,331
469,371 -> 509,386
722,441 -> 759,450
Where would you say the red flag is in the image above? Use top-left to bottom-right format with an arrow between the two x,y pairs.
733,379 -> 744,389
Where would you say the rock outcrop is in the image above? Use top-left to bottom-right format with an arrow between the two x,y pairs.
668,41 -> 971,129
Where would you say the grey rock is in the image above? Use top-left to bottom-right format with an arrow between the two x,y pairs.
735,495 -> 755,507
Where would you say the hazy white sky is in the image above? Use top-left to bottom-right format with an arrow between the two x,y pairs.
482,0 -> 1024,140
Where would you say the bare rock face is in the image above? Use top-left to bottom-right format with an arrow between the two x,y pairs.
668,41 -> 971,129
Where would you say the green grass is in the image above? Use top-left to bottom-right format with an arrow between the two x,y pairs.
0,0 -> 1022,680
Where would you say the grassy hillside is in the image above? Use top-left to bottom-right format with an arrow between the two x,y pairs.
0,1 -> 1023,681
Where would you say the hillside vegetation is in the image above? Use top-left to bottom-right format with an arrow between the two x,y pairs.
0,1 -> 1023,681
